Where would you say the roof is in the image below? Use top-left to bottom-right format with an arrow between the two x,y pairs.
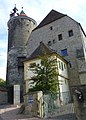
34,9 -> 66,30
78,23 -> 86,37
19,10 -> 27,16
26,42 -> 56,60
67,16 -> 86,37
34,9 -> 86,37
24,42 -> 68,64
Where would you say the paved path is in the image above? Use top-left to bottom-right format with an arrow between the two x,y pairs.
0,104 -> 75,120
0,104 -> 56,120
0,104 -> 41,120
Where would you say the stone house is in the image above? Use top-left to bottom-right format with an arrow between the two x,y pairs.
7,7 -> 86,119
27,10 -> 86,88
26,10 -> 86,120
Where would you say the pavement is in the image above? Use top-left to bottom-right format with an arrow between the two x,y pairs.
0,104 -> 56,120
0,104 -> 42,120
0,104 -> 76,120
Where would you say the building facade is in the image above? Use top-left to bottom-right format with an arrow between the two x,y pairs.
27,10 -> 86,88
26,10 -> 86,119
24,42 -> 70,105
24,42 -> 72,118
7,8 -> 86,119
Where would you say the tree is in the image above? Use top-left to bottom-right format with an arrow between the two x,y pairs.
28,52 -> 59,94
0,78 -> 6,87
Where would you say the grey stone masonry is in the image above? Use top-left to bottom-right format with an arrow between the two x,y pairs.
7,14 -> 37,102
26,14 -> 86,120
27,15 -> 86,87
7,16 -> 37,50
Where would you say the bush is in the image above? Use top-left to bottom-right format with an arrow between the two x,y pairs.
0,78 -> 6,87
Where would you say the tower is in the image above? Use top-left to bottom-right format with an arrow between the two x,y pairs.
6,6 -> 37,103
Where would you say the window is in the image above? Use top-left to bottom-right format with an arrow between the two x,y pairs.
65,79 -> 67,84
58,34 -> 62,40
61,62 -> 64,71
58,61 -> 64,70
50,26 -> 53,30
64,63 -> 66,69
68,30 -> 73,37
61,49 -> 68,56
58,61 -> 61,69
26,24 -> 29,26
68,61 -> 72,68
48,41 -> 52,46
30,63 -> 36,68
53,39 -> 56,44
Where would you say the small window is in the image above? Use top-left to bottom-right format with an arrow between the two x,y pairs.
58,34 -> 62,40
27,24 -> 29,26
58,61 -> 64,70
68,30 -> 73,37
50,26 -> 53,30
65,79 -> 67,84
64,63 -> 66,69
61,49 -> 68,56
48,41 -> 52,46
30,63 -> 36,68
68,61 -> 72,68
53,39 -> 56,44
58,61 -> 61,69
61,62 -> 64,71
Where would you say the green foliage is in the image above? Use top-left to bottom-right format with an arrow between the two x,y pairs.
29,52 -> 59,94
0,78 -> 6,87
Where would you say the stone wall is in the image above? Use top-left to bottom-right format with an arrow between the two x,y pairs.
0,87 -> 8,104
27,15 -> 86,87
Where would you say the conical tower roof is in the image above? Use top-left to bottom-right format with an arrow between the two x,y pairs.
19,7 -> 27,16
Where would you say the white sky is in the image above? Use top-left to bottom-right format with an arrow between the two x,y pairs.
0,0 -> 86,80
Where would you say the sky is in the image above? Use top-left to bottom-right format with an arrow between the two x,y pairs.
0,0 -> 86,80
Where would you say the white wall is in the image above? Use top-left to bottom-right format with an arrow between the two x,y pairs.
24,59 -> 41,88
24,55 -> 70,104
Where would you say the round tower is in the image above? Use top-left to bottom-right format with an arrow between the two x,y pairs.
6,6 -> 37,103
8,8 -> 36,51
